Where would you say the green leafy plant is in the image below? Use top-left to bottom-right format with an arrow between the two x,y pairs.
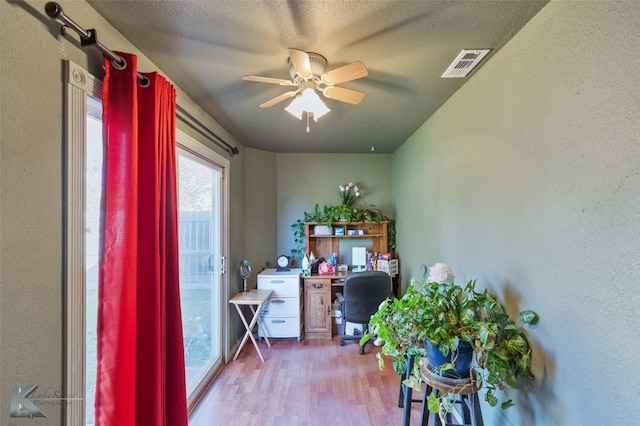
361,263 -> 539,421
290,203 -> 396,260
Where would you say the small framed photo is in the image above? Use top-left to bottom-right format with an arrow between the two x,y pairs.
334,226 -> 345,236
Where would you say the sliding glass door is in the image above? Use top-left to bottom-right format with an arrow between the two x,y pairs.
176,135 -> 227,407
83,108 -> 228,423
69,62 -> 228,424
84,95 -> 102,424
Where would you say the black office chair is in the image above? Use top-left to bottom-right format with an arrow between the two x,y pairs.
336,271 -> 393,355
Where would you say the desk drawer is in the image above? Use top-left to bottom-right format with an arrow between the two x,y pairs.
259,317 -> 301,338
262,296 -> 299,317
258,276 -> 300,297
304,278 -> 331,292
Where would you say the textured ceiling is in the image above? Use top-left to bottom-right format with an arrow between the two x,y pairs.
87,0 -> 548,154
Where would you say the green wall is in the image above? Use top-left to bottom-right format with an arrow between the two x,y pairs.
244,148 -> 278,286
392,2 -> 640,424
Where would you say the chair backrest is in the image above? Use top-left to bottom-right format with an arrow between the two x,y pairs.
342,271 -> 393,324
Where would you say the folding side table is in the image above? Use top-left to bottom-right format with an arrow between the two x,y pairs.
229,289 -> 272,362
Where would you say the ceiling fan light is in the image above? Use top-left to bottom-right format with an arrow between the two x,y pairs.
311,101 -> 331,121
285,96 -> 304,120
285,88 -> 330,121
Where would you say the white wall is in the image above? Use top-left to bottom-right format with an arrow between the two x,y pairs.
392,2 -> 640,424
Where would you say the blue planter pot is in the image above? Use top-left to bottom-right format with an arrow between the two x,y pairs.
424,339 -> 474,378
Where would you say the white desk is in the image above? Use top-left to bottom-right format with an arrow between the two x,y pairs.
229,289 -> 272,362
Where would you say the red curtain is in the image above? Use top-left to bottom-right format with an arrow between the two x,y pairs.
95,52 -> 188,426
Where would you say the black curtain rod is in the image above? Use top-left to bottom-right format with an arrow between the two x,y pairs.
176,105 -> 240,156
44,2 -> 147,85
44,2 -> 239,156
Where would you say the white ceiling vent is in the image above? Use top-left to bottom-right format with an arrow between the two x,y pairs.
442,49 -> 491,78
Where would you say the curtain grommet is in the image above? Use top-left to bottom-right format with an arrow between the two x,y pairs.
111,56 -> 127,71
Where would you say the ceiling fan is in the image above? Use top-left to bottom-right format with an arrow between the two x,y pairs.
243,49 -> 368,130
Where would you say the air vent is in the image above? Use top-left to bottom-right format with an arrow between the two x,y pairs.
442,49 -> 491,78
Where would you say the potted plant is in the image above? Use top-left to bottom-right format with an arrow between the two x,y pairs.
289,182 -> 396,261
361,263 -> 539,421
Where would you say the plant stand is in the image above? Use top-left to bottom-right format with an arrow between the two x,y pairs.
419,362 -> 484,426
399,355 -> 424,426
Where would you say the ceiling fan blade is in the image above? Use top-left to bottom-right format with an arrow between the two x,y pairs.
243,75 -> 296,86
259,90 -> 299,108
321,61 -> 368,85
322,86 -> 365,105
288,48 -> 312,79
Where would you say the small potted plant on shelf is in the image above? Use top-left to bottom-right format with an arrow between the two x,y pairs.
361,263 -> 539,421
338,182 -> 360,207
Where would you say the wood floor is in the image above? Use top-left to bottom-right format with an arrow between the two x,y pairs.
188,336 -> 426,426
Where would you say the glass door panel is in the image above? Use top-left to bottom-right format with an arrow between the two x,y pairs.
85,95 -> 102,424
84,100 -> 225,420
177,151 -> 223,402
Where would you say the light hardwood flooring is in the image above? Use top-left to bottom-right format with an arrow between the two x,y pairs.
188,337 -> 426,426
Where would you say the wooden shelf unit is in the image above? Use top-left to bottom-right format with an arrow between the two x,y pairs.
303,221 -> 390,339
304,221 -> 389,263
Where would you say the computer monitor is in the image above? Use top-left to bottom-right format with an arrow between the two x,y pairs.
352,247 -> 367,272
339,239 -> 373,265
